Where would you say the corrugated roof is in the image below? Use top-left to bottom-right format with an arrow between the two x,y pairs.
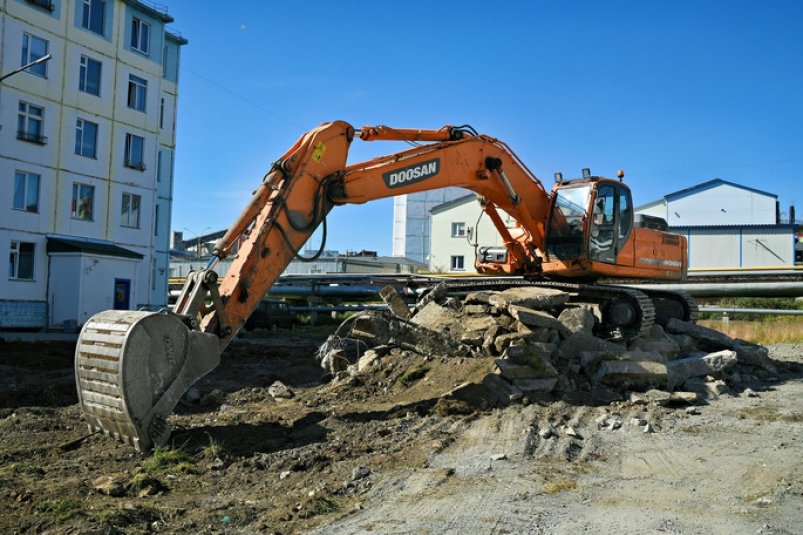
430,194 -> 478,214
664,179 -> 776,201
669,224 -> 795,231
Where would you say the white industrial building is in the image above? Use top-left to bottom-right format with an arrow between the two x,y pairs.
0,0 -> 186,328
636,179 -> 795,270
425,179 -> 796,274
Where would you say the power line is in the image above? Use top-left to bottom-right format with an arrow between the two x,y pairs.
185,67 -> 303,129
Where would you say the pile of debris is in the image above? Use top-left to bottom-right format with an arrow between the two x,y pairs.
317,284 -> 777,408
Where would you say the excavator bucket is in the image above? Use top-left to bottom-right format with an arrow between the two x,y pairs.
75,310 -> 221,452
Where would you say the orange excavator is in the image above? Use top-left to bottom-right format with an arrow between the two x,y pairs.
75,121 -> 692,451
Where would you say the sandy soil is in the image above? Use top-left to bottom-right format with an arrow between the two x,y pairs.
0,332 -> 801,534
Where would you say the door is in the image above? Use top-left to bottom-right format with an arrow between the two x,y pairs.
589,184 -> 634,264
113,278 -> 131,310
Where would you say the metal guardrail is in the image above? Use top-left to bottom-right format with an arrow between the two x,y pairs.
699,307 -> 803,316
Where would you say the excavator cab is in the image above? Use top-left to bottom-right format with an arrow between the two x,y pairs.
544,176 -> 638,275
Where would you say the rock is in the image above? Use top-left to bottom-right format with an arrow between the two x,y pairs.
482,374 -> 525,405
268,381 -> 294,399
460,331 -> 485,346
683,377 -> 718,398
666,318 -> 735,351
628,325 -> 681,360
490,453 -> 507,461
319,348 -> 350,375
463,315 -> 501,333
463,304 -> 490,315
351,466 -> 371,481
557,333 -> 625,362
594,361 -> 668,389
411,301 -> 463,335
357,350 -> 381,372
507,305 -> 571,336
464,291 -> 493,305
670,333 -> 698,355
488,287 -> 570,310
666,350 -> 738,388
557,307 -> 596,335
379,285 -> 412,319
512,377 -> 558,394
590,384 -> 624,403
495,359 -> 553,380
182,387 -> 201,404
743,388 -> 759,398
500,346 -> 558,377
415,282 -> 448,311
279,471 -> 291,480
732,341 -> 777,373
93,473 -> 127,497
564,425 -> 582,439
538,427 -> 553,439
630,417 -> 648,427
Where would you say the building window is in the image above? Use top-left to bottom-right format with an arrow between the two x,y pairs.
159,98 -> 165,129
81,0 -> 105,35
127,74 -> 147,112
130,18 -> 150,54
154,204 -> 159,236
79,55 -> 101,96
17,102 -> 46,144
75,119 -> 98,158
71,182 -> 94,221
121,193 -> 141,228
13,171 -> 40,213
9,241 -> 35,280
450,255 -> 465,271
25,0 -> 55,12
21,33 -> 48,78
125,133 -> 145,170
451,222 -> 466,237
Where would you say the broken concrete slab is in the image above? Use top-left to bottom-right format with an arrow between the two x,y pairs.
732,340 -> 778,373
503,343 -> 558,365
463,304 -> 490,315
629,325 -> 681,360
512,377 -> 558,394
487,287 -> 570,310
557,307 -> 596,335
666,318 -> 735,351
410,301 -> 463,336
557,332 -> 626,362
379,285 -> 412,320
666,350 -> 738,388
594,360 -> 668,389
508,305 -> 571,336
481,374 -> 524,405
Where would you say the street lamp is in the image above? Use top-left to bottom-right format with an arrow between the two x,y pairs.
183,227 -> 211,258
0,53 -> 52,83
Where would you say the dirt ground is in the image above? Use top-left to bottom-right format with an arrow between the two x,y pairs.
1,329 -> 801,535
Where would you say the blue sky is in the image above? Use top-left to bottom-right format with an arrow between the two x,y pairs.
167,0 -> 803,255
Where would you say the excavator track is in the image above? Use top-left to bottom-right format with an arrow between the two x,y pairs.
637,289 -> 698,326
426,278 -> 657,339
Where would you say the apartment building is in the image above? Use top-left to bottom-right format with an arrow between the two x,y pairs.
0,0 -> 186,328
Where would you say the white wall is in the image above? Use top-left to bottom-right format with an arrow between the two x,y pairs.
430,198 -> 512,273
667,183 -> 776,227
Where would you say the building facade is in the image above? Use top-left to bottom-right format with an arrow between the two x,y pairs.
429,194 -> 516,274
0,0 -> 186,328
392,188 -> 468,264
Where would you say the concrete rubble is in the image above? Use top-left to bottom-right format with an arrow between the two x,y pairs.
318,284 -> 778,410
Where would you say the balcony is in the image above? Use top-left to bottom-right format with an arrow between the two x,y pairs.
25,0 -> 55,12
17,131 -> 47,145
124,160 -> 147,171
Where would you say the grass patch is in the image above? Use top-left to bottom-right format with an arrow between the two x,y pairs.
127,472 -> 167,495
396,366 -> 430,388
698,317 -> 803,345
35,498 -> 83,521
543,479 -> 577,494
142,448 -> 196,474
310,497 -> 339,516
7,462 -> 45,477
